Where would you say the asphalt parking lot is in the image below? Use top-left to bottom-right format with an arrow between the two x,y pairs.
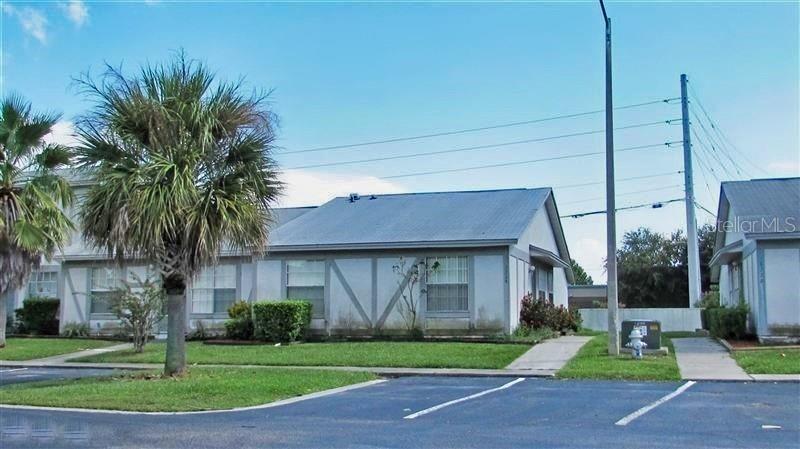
1,376 -> 798,449
0,367 -> 124,386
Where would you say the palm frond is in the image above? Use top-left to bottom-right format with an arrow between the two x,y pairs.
76,52 -> 283,285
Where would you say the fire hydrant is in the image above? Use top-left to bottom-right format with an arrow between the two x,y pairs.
626,328 -> 648,359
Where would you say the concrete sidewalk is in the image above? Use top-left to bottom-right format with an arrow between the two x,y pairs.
672,338 -> 751,381
505,335 -> 591,374
24,342 -> 133,364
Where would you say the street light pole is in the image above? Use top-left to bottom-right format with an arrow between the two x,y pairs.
600,0 -> 620,355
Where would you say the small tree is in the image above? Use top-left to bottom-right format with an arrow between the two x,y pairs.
110,274 -> 166,353
570,259 -> 593,285
392,257 -> 439,337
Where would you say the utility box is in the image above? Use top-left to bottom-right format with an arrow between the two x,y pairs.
621,320 -> 661,350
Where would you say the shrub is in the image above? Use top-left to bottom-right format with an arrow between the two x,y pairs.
252,300 -> 312,343
511,325 -> 557,342
519,293 -> 581,332
189,320 -> 210,340
109,276 -> 166,352
14,297 -> 60,335
696,290 -> 720,309
224,300 -> 254,340
61,322 -> 90,338
706,304 -> 748,339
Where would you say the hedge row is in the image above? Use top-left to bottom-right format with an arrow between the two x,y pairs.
224,300 -> 312,343
703,305 -> 748,340
14,297 -> 60,335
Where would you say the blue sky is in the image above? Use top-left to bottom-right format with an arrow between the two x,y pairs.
3,1 -> 798,281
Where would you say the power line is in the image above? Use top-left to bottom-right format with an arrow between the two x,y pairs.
558,184 -> 684,206
690,109 -> 747,178
554,170 -> 684,190
691,127 -> 738,180
561,198 -> 685,219
375,141 -> 681,180
688,85 -> 769,176
691,146 -> 717,197
286,119 -> 682,170
280,98 -> 681,155
694,201 -> 716,217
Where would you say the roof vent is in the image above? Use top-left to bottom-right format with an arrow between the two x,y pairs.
348,193 -> 360,203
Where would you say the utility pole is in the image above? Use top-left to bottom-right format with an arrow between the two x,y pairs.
600,0 -> 619,355
680,74 -> 702,307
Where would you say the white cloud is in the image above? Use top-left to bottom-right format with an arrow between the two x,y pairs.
767,159 -> 800,176
3,4 -> 48,44
279,170 -> 406,207
44,121 -> 80,147
60,1 -> 88,27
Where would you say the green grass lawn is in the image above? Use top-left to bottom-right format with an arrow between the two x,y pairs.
557,333 -> 680,381
0,338 -> 117,361
0,367 -> 376,412
733,349 -> 800,374
74,341 -> 529,369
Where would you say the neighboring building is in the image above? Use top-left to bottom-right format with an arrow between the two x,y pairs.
46,178 -> 574,336
568,284 -> 607,309
710,177 -> 800,342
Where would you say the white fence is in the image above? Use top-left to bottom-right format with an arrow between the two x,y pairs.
579,308 -> 703,332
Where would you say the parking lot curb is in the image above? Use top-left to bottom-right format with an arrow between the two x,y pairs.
1,362 -> 555,377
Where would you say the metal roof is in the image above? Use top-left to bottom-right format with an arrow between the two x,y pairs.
268,188 -> 552,249
719,177 -> 800,235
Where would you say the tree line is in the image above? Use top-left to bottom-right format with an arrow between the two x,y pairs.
570,224 -> 716,308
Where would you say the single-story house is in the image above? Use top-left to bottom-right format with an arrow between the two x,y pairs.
9,178 -> 575,336
710,177 -> 800,342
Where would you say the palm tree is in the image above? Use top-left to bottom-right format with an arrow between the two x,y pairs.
0,96 -> 74,347
75,53 -> 283,376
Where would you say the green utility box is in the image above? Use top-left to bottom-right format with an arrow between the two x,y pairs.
621,320 -> 662,350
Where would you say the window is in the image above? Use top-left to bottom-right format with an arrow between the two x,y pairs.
729,263 -> 742,303
90,267 -> 119,314
534,264 -> 554,302
286,260 -> 325,319
426,256 -> 468,312
27,270 -> 57,298
191,265 -> 236,314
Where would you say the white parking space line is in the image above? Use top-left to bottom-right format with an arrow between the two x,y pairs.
404,378 -> 525,420
0,368 -> 28,373
615,381 -> 696,426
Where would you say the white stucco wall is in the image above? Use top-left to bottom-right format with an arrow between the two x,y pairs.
763,247 -> 800,335
255,260 -> 282,299
473,254 -> 506,331
510,205 -> 569,308
61,266 -> 88,325
329,258 -> 373,331
742,251 -> 759,332
580,308 -> 703,332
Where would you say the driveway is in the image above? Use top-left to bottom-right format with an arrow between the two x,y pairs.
0,367 -> 124,387
1,377 -> 798,448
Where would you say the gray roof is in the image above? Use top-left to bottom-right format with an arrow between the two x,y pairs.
268,188 -> 551,249
720,177 -> 800,235
272,207 -> 316,229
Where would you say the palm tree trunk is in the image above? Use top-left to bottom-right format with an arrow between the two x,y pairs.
164,288 -> 187,376
0,290 -> 6,348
